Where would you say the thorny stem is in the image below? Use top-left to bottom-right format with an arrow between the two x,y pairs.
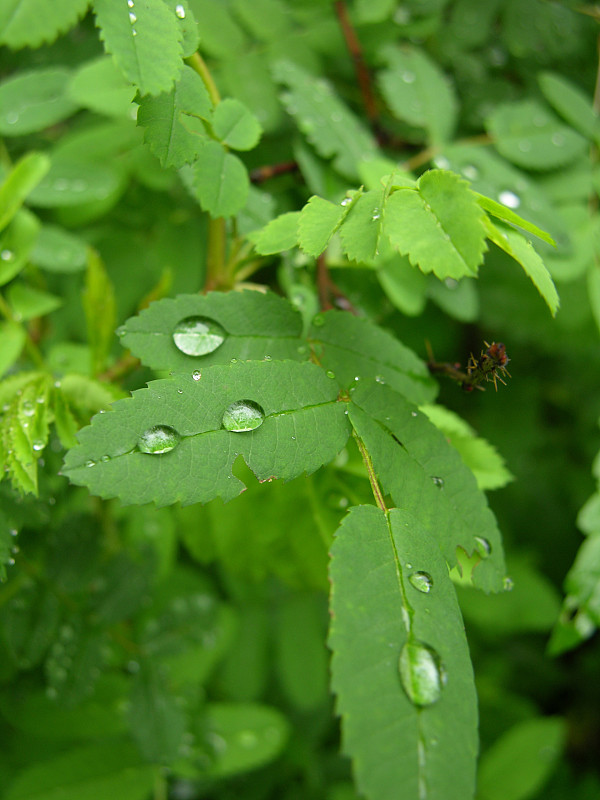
333,0 -> 379,126
353,430 -> 387,512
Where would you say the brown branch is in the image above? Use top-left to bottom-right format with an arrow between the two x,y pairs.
333,0 -> 379,126
316,254 -> 359,314
249,161 -> 299,184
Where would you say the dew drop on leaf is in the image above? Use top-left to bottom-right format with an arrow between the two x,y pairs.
312,314 -> 325,327
1,249 -> 14,261
172,316 -> 226,357
137,424 -> 181,454
21,401 -> 35,417
192,370 -> 201,381
326,370 -> 336,379
431,475 -> 444,489
408,571 -> 433,593
175,3 -> 186,18
32,440 -> 45,452
474,536 -> 492,558
222,400 -> 265,433
503,576 -> 514,591
498,190 -> 520,209
398,640 -> 447,707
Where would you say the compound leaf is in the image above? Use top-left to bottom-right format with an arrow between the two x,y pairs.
191,140 -> 249,218
329,505 -> 478,800
118,290 -> 304,371
93,0 -> 183,96
384,170 -> 487,280
308,310 -> 436,405
62,361 -> 351,507
348,380 -> 506,593
137,65 -> 212,168
273,60 -> 378,180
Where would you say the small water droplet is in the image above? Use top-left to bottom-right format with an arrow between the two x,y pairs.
173,315 -> 226,356
101,454 -> 111,462
175,3 -> 186,18
375,375 -> 385,384
341,197 -> 352,206
137,424 -> 180,454
474,536 -> 492,558
312,313 -> 325,327
503,576 -> 514,591
222,400 -> 265,433
517,139 -> 532,152
462,164 -> 478,180
5,111 -> 19,125
176,388 -> 183,394
431,476 -> 444,489
128,0 -> 134,5
401,70 -> 416,84
411,411 -> 418,417
129,11 -> 137,22
399,640 -> 446,707
21,401 -> 35,417
230,357 -> 238,364
32,440 -> 45,452
0,249 -> 14,261
132,27 -> 137,35
326,370 -> 335,379
551,132 -> 565,146
85,460 -> 96,467
263,355 -> 272,361
409,571 -> 433,593
498,190 -> 520,209
433,156 -> 450,170
192,370 -> 201,381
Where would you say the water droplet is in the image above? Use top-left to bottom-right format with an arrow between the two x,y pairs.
503,576 -> 514,591
551,132 -> 565,146
21,401 -> 35,417
263,355 -> 272,361
401,70 -> 416,84
128,0 -> 134,5
411,411 -> 418,417
100,454 -> 111,462
129,11 -> 137,22
498,190 -> 520,209
173,315 -> 226,356
312,313 -> 325,327
54,178 -> 69,191
517,139 -> 532,152
175,3 -> 186,18
409,571 -> 433,593
5,111 -> 19,125
132,28 -> 137,36
297,345 -> 308,356
192,370 -> 201,381
137,424 -> 180,454
398,640 -> 446,707
462,164 -> 478,180
85,460 -> 96,467
32,440 -> 45,452
474,536 -> 492,558
176,388 -> 183,394
431,476 -> 444,489
326,370 -> 336,379
222,400 -> 265,433
230,357 -> 238,364
0,249 -> 14,261
433,156 -> 450,170
341,197 -> 352,206
375,375 -> 385,384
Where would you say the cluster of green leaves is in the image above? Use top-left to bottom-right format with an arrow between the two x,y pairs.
1,1 -> 600,799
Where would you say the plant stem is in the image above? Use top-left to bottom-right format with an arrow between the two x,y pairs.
353,430 -> 387,512
334,0 -> 379,126
0,292 -> 46,370
185,52 -> 221,106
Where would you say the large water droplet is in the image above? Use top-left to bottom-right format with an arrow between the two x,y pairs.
173,316 -> 226,356
138,424 -> 180,454
498,190 -> 520,209
399,640 -> 446,707
474,536 -> 492,558
409,571 -> 433,593
0,249 -> 14,261
222,400 -> 265,433
175,3 -> 186,18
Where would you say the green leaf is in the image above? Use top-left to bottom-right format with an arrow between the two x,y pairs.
329,506 -> 478,800
212,98 -> 262,151
475,193 -> 556,246
119,290 -> 304,371
348,380 -> 507,593
30,225 -> 88,273
0,210 -> 41,286
94,0 -> 183,96
164,0 -> 199,58
186,0 -> 247,58
137,65 -> 212,169
538,72 -> 600,145
62,360 -> 351,507
252,211 -> 301,255
377,254 -> 428,316
384,170 -> 487,280
308,310 -> 437,405
51,387 -> 80,449
191,140 -> 249,218
83,249 -> 117,375
68,57 -> 136,119
3,739 -> 156,800
0,68 -> 77,137
339,189 -> 386,264
0,152 -> 50,233
486,99 -> 588,171
27,159 -> 124,208
204,702 -> 290,777
7,283 -> 62,320
377,44 -> 457,145
273,60 -> 378,180
477,717 -> 566,800
484,218 -> 559,316
0,0 -> 89,48
0,322 -> 25,378
298,195 -> 351,257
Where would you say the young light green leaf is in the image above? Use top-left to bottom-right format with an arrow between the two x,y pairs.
348,380 -> 506,593
0,68 -> 77,136
137,65 -> 212,168
484,218 -> 559,316
62,361 -> 351,507
0,0 -> 89,49
0,152 -> 50,233
212,98 -> 262,151
51,387 -> 79,449
539,72 -> 600,145
377,44 -> 457,145
7,284 -> 62,321
298,196 -> 352,257
31,225 -> 87,273
486,99 -> 588,171
94,0 -> 183,96
273,60 -> 378,180
339,190 -> 385,263
477,717 -> 565,800
329,506 -> 478,800
0,210 -> 40,287
192,140 -> 249,217
308,310 -> 437,405
68,57 -> 136,119
475,193 -> 556,246
384,170 -> 487,280
252,211 -> 301,255
83,249 -> 116,375
119,290 -> 304,371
